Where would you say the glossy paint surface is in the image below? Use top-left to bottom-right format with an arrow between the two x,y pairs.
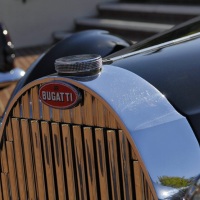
110,33 -> 200,142
11,30 -> 130,98
62,65 -> 200,199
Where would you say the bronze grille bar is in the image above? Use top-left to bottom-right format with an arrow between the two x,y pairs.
21,119 -> 36,200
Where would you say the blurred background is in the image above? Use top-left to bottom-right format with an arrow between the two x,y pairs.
1,0 -> 200,48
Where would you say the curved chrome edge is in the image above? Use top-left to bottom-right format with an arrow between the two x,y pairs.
184,175 -> 200,200
1,65 -> 200,199
0,67 -> 25,88
69,65 -> 200,199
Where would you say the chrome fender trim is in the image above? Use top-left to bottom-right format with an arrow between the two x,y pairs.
70,65 -> 200,199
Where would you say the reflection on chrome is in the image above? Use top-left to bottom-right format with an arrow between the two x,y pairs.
154,176 -> 200,199
184,175 -> 200,200
154,183 -> 179,199
0,67 -> 25,88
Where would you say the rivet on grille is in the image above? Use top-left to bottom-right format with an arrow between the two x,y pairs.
55,54 -> 102,76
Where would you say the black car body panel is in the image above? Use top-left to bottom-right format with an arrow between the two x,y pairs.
108,32 -> 200,142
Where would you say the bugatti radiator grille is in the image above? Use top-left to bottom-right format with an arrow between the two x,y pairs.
0,81 -> 156,200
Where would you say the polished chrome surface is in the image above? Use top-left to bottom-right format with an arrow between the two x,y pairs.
185,176 -> 200,200
0,66 -> 158,199
0,68 -> 25,88
55,54 -> 102,76
0,65 -> 199,199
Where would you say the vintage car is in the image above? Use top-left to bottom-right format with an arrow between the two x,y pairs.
1,16 -> 200,200
0,23 -> 25,88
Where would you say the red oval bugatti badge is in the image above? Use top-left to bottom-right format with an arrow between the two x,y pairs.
39,82 -> 80,109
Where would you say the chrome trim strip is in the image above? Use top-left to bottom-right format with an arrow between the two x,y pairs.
109,32 -> 200,62
0,68 -> 25,88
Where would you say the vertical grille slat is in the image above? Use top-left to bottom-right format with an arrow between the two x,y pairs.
94,99 -> 106,127
21,92 -> 30,119
106,111 -> 118,129
31,86 -> 40,120
61,124 -> 76,200
12,101 -> 20,118
95,128 -> 109,200
107,130 -> 121,200
62,109 -> 71,123
134,160 -> 144,199
83,127 -> 98,200
83,92 -> 94,126
73,125 -> 88,200
41,121 -> 56,200
0,174 -> 3,200
119,130 -> 133,200
11,118 -> 27,200
31,121 -> 46,200
5,118 -> 13,142
21,119 -> 36,200
71,105 -> 82,124
51,123 -> 66,200
1,139 -> 8,173
52,109 -> 60,122
6,141 -> 18,200
1,173 -> 10,200
42,103 -> 50,121
0,82 -> 157,200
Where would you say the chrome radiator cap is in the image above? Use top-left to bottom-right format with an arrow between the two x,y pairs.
55,54 -> 102,76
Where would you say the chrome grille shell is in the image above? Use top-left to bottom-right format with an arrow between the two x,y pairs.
1,65 -> 194,199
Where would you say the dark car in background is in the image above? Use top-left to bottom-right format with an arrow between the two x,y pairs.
0,16 -> 200,200
0,23 -> 25,88
0,23 -> 15,72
